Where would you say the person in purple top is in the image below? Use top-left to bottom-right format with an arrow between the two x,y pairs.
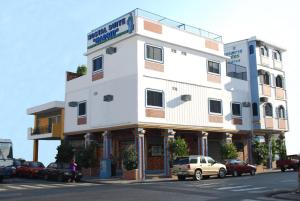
69,159 -> 77,182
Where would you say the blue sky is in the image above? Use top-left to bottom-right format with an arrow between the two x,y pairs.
1,0 -> 299,165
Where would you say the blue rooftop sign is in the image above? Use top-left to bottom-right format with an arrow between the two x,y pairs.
87,12 -> 135,49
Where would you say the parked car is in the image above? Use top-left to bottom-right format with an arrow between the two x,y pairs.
225,159 -> 256,176
39,162 -> 82,182
172,155 -> 227,181
16,161 -> 45,178
276,158 -> 299,172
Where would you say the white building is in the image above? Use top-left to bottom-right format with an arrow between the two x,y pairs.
27,9 -> 288,179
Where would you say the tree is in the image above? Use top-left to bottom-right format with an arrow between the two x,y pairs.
221,143 -> 238,160
170,137 -> 189,159
275,136 -> 287,160
76,65 -> 87,76
122,145 -> 137,171
75,142 -> 98,169
55,140 -> 74,163
252,141 -> 268,165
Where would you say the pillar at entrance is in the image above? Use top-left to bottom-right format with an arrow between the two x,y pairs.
197,132 -> 208,156
84,132 -> 92,148
163,129 -> 175,177
102,131 -> 111,159
136,128 -> 146,181
33,140 -> 39,162
265,134 -> 273,169
225,133 -> 233,144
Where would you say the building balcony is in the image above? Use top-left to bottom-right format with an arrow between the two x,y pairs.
275,87 -> 285,100
273,59 -> 282,69
28,123 -> 63,140
261,84 -> 271,97
260,56 -> 270,66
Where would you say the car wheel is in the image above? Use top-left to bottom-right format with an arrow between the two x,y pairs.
281,167 -> 286,172
218,168 -> 226,178
194,169 -> 203,181
232,170 -> 238,177
44,174 -> 49,180
177,175 -> 182,181
57,175 -> 64,182
250,169 -> 255,176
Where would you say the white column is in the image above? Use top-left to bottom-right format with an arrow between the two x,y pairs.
136,128 -> 146,181
163,129 -> 175,177
225,133 -> 233,144
84,132 -> 92,148
201,132 -> 209,156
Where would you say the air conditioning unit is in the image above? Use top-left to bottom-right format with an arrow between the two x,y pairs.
103,95 -> 114,102
181,94 -> 191,102
68,101 -> 78,107
257,69 -> 265,75
106,47 -> 117,54
242,102 -> 251,107
260,97 -> 268,103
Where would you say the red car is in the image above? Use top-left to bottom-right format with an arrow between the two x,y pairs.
16,161 -> 45,178
226,159 -> 256,177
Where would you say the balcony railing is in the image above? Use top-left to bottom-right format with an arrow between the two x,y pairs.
134,8 -> 222,42
31,123 -> 62,138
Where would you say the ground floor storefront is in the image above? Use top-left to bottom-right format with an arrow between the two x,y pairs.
65,127 -> 254,180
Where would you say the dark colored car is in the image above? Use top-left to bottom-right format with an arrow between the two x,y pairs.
226,159 -> 256,177
16,161 -> 45,178
39,162 -> 82,182
276,158 -> 299,172
0,167 -> 4,182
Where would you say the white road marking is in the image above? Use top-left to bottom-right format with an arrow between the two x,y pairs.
200,183 -> 219,186
232,187 -> 267,192
6,185 -> 27,190
0,188 -> 7,191
217,185 -> 251,190
35,184 -> 57,188
248,189 -> 272,194
19,185 -> 43,189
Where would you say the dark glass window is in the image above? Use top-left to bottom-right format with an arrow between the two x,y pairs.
278,106 -> 285,118
146,45 -> 163,62
276,75 -> 283,88
263,73 -> 270,85
249,45 -> 254,54
226,63 -> 247,80
209,99 -> 222,114
93,56 -> 103,72
232,103 -> 241,116
189,159 -> 198,164
208,61 -> 220,74
252,103 -> 258,116
78,102 -> 86,116
146,90 -> 163,107
264,103 -> 273,117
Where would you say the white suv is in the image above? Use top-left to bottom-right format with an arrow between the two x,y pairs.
172,155 -> 227,181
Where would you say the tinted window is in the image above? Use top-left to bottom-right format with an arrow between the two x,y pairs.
200,157 -> 206,163
173,157 -> 189,165
232,103 -> 241,116
189,158 -> 198,164
93,56 -> 103,72
31,162 -> 44,168
209,99 -> 222,114
146,45 -> 163,62
252,103 -> 258,116
249,45 -> 254,54
208,61 -> 220,74
146,90 -> 163,107
78,102 -> 86,116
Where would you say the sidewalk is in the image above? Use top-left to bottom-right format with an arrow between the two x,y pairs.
272,191 -> 300,201
82,174 -> 176,184
82,168 -> 281,184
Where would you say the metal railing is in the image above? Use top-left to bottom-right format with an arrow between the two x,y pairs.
134,8 -> 222,42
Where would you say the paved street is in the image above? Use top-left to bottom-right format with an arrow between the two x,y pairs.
0,171 -> 297,201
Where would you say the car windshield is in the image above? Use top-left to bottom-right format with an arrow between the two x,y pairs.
57,163 -> 70,169
30,162 -> 44,168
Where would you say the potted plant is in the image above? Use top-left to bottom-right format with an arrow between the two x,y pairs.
252,141 -> 268,173
220,142 -> 238,162
122,145 -> 138,180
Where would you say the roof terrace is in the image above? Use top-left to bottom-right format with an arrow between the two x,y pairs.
134,8 -> 222,42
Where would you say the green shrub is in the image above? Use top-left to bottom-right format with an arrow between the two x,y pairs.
76,65 -> 87,76
122,145 -> 137,171
252,141 -> 268,165
221,143 -> 238,160
75,142 -> 98,168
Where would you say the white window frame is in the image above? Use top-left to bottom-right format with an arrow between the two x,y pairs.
145,89 -> 164,109
231,102 -> 242,117
78,101 -> 87,117
260,47 -> 268,57
144,44 -> 164,63
208,98 -> 223,115
92,55 -> 104,73
207,60 -> 221,75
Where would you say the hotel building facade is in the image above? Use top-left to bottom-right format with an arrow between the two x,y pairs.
27,9 -> 288,180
